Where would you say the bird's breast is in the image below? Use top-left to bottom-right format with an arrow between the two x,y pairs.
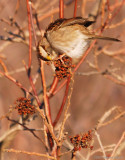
47,29 -> 90,60
66,35 -> 90,59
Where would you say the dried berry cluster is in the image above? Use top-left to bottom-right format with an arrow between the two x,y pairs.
70,130 -> 93,151
15,97 -> 35,115
53,55 -> 75,79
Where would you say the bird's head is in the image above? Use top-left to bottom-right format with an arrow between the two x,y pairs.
38,37 -> 57,61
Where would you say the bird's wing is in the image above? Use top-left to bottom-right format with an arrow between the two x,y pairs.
47,18 -> 66,31
60,17 -> 95,28
46,17 -> 95,32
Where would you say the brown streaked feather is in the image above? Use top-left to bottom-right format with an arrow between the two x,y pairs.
60,17 -> 95,28
46,17 -> 95,32
47,18 -> 66,31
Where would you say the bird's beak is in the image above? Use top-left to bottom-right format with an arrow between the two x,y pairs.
46,55 -> 52,60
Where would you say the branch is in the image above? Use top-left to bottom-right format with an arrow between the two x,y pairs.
59,0 -> 64,18
109,132 -> 125,160
74,0 -> 77,17
4,148 -> 56,159
26,0 -> 32,69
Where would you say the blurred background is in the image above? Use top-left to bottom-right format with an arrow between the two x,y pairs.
0,0 -> 125,159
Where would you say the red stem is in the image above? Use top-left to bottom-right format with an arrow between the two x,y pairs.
107,0 -> 111,11
74,0 -> 77,17
47,77 -> 59,97
59,0 -> 64,18
26,0 -> 32,69
40,60 -> 52,124
53,77 -> 71,127
28,1 -> 37,47
25,1 -> 41,106
53,80 -> 66,96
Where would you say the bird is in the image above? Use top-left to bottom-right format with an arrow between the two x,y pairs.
38,17 -> 120,64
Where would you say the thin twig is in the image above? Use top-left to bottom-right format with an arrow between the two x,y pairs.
6,116 -> 47,147
100,111 -> 125,128
26,0 -> 32,69
53,77 -> 71,127
0,70 -> 32,96
58,76 -> 73,141
87,144 -> 116,160
95,131 -> 107,160
35,106 -> 58,144
59,0 -> 64,18
74,0 -> 77,17
96,106 -> 119,130
47,77 -> 59,97
28,1 -> 37,46
109,132 -> 125,160
40,60 -> 52,124
4,148 -> 56,160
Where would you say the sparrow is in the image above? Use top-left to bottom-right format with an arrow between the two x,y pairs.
38,17 -> 120,64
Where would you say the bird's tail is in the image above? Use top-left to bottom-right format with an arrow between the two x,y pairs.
88,35 -> 120,42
